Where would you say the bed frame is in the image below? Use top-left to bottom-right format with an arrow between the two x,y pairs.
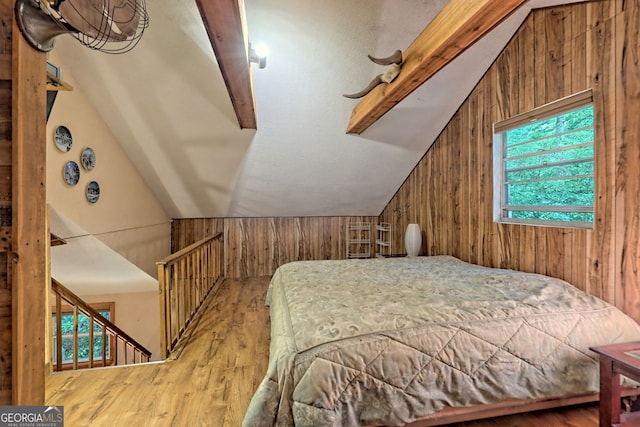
369,388 -> 640,427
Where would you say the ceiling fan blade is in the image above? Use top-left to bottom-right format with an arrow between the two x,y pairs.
59,0 -> 127,42
107,0 -> 141,37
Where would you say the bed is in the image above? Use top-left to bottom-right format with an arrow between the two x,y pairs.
242,255 -> 640,427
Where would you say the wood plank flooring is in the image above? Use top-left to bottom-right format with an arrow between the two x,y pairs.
46,277 -> 600,426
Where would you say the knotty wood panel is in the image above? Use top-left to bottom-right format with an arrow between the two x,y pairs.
615,1 -> 640,320
170,218 -> 224,253
380,0 -> 640,321
0,0 -> 11,402
173,217 -> 377,279
0,55 -> 10,404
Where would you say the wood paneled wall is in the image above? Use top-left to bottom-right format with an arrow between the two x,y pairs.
381,0 -> 640,321
172,217 -> 377,278
0,4 -> 11,403
0,5 -> 12,401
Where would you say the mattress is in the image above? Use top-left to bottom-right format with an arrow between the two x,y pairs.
243,256 -> 640,427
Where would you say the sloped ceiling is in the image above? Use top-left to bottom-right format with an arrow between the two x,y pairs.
50,0 -> 587,219
49,208 -> 158,296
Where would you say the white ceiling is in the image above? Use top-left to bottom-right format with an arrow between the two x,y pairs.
50,0 -> 586,219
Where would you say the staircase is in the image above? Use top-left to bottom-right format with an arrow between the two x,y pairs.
49,231 -> 224,370
50,279 -> 151,371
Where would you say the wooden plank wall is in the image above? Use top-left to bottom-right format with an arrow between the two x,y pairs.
0,0 -> 11,403
616,0 -> 640,322
380,0 -> 640,321
172,216 -> 377,278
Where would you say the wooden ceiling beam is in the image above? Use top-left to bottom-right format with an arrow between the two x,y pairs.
196,0 -> 257,129
346,0 -> 528,134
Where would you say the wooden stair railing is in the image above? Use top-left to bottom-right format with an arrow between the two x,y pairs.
157,232 -> 224,359
50,279 -> 152,371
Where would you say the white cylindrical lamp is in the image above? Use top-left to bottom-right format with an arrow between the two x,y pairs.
405,223 -> 422,257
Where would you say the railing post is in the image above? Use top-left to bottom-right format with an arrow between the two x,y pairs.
72,306 -> 79,370
157,261 -> 169,360
102,327 -> 107,366
89,314 -> 95,368
55,294 -> 62,372
156,232 -> 224,358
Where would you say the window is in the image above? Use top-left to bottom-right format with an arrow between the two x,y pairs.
52,302 -> 115,370
493,90 -> 594,228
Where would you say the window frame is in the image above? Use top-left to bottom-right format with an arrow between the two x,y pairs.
51,301 -> 115,370
492,89 -> 595,229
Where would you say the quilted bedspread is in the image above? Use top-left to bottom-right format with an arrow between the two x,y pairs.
242,256 -> 640,427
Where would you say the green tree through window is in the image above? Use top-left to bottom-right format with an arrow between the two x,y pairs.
493,91 -> 594,228
52,303 -> 114,368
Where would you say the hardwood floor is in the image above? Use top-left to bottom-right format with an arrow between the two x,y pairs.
46,277 -> 600,426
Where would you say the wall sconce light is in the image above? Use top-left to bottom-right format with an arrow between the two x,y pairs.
404,223 -> 422,257
249,43 -> 268,69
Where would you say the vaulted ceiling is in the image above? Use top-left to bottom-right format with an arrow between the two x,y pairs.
51,0 -> 587,219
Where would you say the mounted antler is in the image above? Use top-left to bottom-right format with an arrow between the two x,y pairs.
367,50 -> 403,66
343,50 -> 403,99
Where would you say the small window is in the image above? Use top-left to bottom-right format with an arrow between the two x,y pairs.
493,90 -> 594,228
52,302 -> 115,370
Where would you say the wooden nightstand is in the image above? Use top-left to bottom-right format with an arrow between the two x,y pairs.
590,342 -> 640,426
